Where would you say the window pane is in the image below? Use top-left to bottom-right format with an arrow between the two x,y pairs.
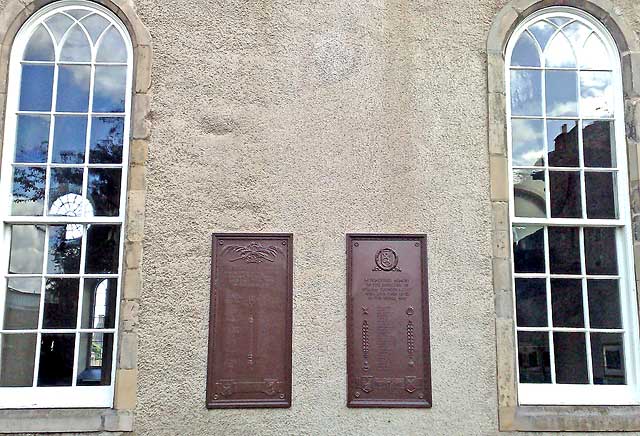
89,116 -> 124,163
583,120 -> 615,168
45,13 -> 74,44
81,278 -> 117,329
585,172 -> 617,219
545,32 -> 576,68
581,72 -> 613,118
518,331 -> 551,383
19,65 -> 53,111
515,278 -> 547,327
81,14 -> 110,43
545,71 -> 578,117
37,333 -> 75,386
93,66 -> 126,113
15,115 -> 50,163
548,227 -> 580,274
23,25 -> 54,61
513,226 -> 545,273
59,24 -> 91,62
3,278 -> 41,329
0,333 -> 37,386
563,21 -> 592,53
591,333 -> 625,385
511,70 -> 542,116
48,168 -> 83,214
549,171 -> 581,218
87,168 -> 122,216
554,332 -> 589,384
52,116 -> 87,164
96,27 -> 127,63
529,20 -> 555,51
47,225 -> 82,274
581,34 -> 611,70
547,120 -> 578,167
511,118 -> 544,167
42,278 -> 80,329
76,333 -> 113,386
9,224 -> 45,274
588,279 -> 621,329
85,225 -> 120,274
551,278 -> 584,328
511,32 -> 540,67
56,65 -> 91,113
11,166 -> 45,216
513,170 -> 546,218
585,227 -> 618,275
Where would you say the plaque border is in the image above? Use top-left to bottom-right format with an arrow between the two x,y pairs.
346,233 -> 432,408
206,233 -> 293,409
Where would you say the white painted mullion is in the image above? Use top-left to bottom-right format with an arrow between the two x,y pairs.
579,227 -> 594,384
544,226 -> 556,384
31,225 -> 49,387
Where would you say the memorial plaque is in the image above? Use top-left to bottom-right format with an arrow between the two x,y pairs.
347,234 -> 431,408
206,233 -> 293,408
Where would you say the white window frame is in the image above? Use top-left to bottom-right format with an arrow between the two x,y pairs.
0,0 -> 133,408
506,6 -> 640,406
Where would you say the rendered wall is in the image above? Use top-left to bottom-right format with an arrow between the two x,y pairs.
111,0 -> 640,435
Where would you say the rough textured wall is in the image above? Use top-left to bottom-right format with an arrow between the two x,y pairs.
132,1 -> 640,435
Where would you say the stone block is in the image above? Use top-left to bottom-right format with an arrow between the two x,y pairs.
490,155 -> 509,201
114,369 -> 138,410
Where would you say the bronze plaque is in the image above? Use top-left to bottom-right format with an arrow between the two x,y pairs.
206,233 -> 293,408
347,234 -> 431,408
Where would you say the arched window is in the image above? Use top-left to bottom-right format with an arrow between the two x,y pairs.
506,7 -> 640,405
0,1 -> 132,408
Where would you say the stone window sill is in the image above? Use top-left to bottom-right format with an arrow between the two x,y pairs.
0,408 -> 133,434
500,405 -> 640,432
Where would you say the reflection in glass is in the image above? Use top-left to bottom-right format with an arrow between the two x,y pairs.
588,280 -> 621,329
546,71 -> 578,116
43,278 -> 80,329
15,115 -> 50,163
85,224 -> 120,273
515,278 -> 547,327
12,166 -> 45,217
59,24 -> 91,62
549,17 -> 570,27
37,334 -> 75,386
93,66 -> 126,113
47,225 -> 82,274
583,120 -> 615,168
554,332 -> 588,384
48,168 -> 83,213
81,14 -> 110,43
511,70 -> 542,116
9,225 -> 45,274
528,20 -> 555,51
547,120 -> 578,167
45,13 -> 74,44
511,32 -> 540,67
513,226 -> 545,273
585,172 -> 616,219
548,227 -> 580,274
545,32 -> 576,68
88,168 -> 121,216
581,72 -> 613,118
3,278 -> 41,329
581,34 -> 611,70
585,227 -> 618,275
82,278 -> 117,328
549,171 -> 581,218
76,333 -> 113,386
90,117 -> 124,163
591,333 -> 625,385
551,279 -> 584,328
52,116 -> 87,164
56,65 -> 91,113
19,65 -> 54,111
96,27 -> 127,63
518,331 -> 551,383
23,25 -> 54,61
562,21 -> 591,52
511,119 -> 544,166
0,333 -> 37,386
67,9 -> 91,20
513,170 -> 546,218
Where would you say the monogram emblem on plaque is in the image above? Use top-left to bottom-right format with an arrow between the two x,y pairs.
405,376 -> 417,393
361,376 -> 374,393
224,242 -> 280,264
373,248 -> 401,272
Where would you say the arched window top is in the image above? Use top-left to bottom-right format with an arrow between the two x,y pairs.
19,2 -> 130,64
509,10 -> 614,71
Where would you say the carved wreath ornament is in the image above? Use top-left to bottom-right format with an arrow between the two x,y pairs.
223,242 -> 280,263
